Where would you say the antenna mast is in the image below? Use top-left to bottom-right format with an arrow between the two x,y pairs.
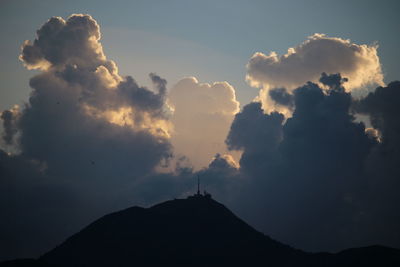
197,175 -> 200,195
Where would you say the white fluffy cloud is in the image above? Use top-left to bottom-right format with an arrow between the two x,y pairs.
168,77 -> 240,170
247,33 -> 383,90
247,34 -> 384,113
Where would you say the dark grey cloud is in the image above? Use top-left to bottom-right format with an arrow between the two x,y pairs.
18,69 -> 171,182
226,74 -> 385,252
117,74 -> 167,117
0,14 -> 175,261
319,72 -> 348,90
0,150 -> 82,260
355,81 -> 400,144
226,102 -> 283,152
268,88 -> 294,108
149,72 -> 167,97
1,109 -> 18,145
226,102 -> 284,176
276,77 -> 376,250
353,81 -> 400,248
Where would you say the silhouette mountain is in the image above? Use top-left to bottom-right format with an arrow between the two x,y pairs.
2,194 -> 400,266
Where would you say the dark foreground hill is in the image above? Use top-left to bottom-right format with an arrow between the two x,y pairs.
2,195 -> 400,266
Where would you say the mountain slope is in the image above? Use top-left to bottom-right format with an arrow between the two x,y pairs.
41,195 -> 304,266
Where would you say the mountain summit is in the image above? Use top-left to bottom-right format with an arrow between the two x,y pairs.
2,194 -> 400,266
42,194 -> 302,266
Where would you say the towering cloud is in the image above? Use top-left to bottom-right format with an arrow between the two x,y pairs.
168,77 -> 240,169
226,74 -> 379,251
0,14 -> 174,259
15,14 -> 172,178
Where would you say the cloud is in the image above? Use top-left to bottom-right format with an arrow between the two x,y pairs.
276,78 -> 375,251
20,14 -> 105,70
0,150 -> 83,260
226,102 -> 284,176
354,81 -> 400,144
0,106 -> 19,145
224,75 -> 400,253
168,77 -> 240,169
247,34 -> 384,113
226,74 -> 380,251
247,34 -> 383,90
0,14 -> 174,260
268,88 -> 294,108
319,72 -> 348,90
16,14 -> 173,174
208,153 -> 239,170
353,81 -> 400,248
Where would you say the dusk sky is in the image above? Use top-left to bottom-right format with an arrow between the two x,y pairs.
1,0 -> 400,261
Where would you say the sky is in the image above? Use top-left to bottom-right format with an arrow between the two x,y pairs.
1,0 -> 400,261
2,0 -> 400,111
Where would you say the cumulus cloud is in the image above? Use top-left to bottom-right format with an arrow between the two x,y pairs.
16,14 -> 172,169
354,81 -> 400,145
247,34 -> 383,90
268,88 -> 294,109
319,72 -> 348,90
0,106 -> 19,145
226,102 -> 284,176
168,77 -> 240,170
223,74 -> 400,253
0,14 -> 175,260
353,82 -> 400,248
247,34 -> 384,113
20,14 -> 106,70
226,74 -> 381,251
